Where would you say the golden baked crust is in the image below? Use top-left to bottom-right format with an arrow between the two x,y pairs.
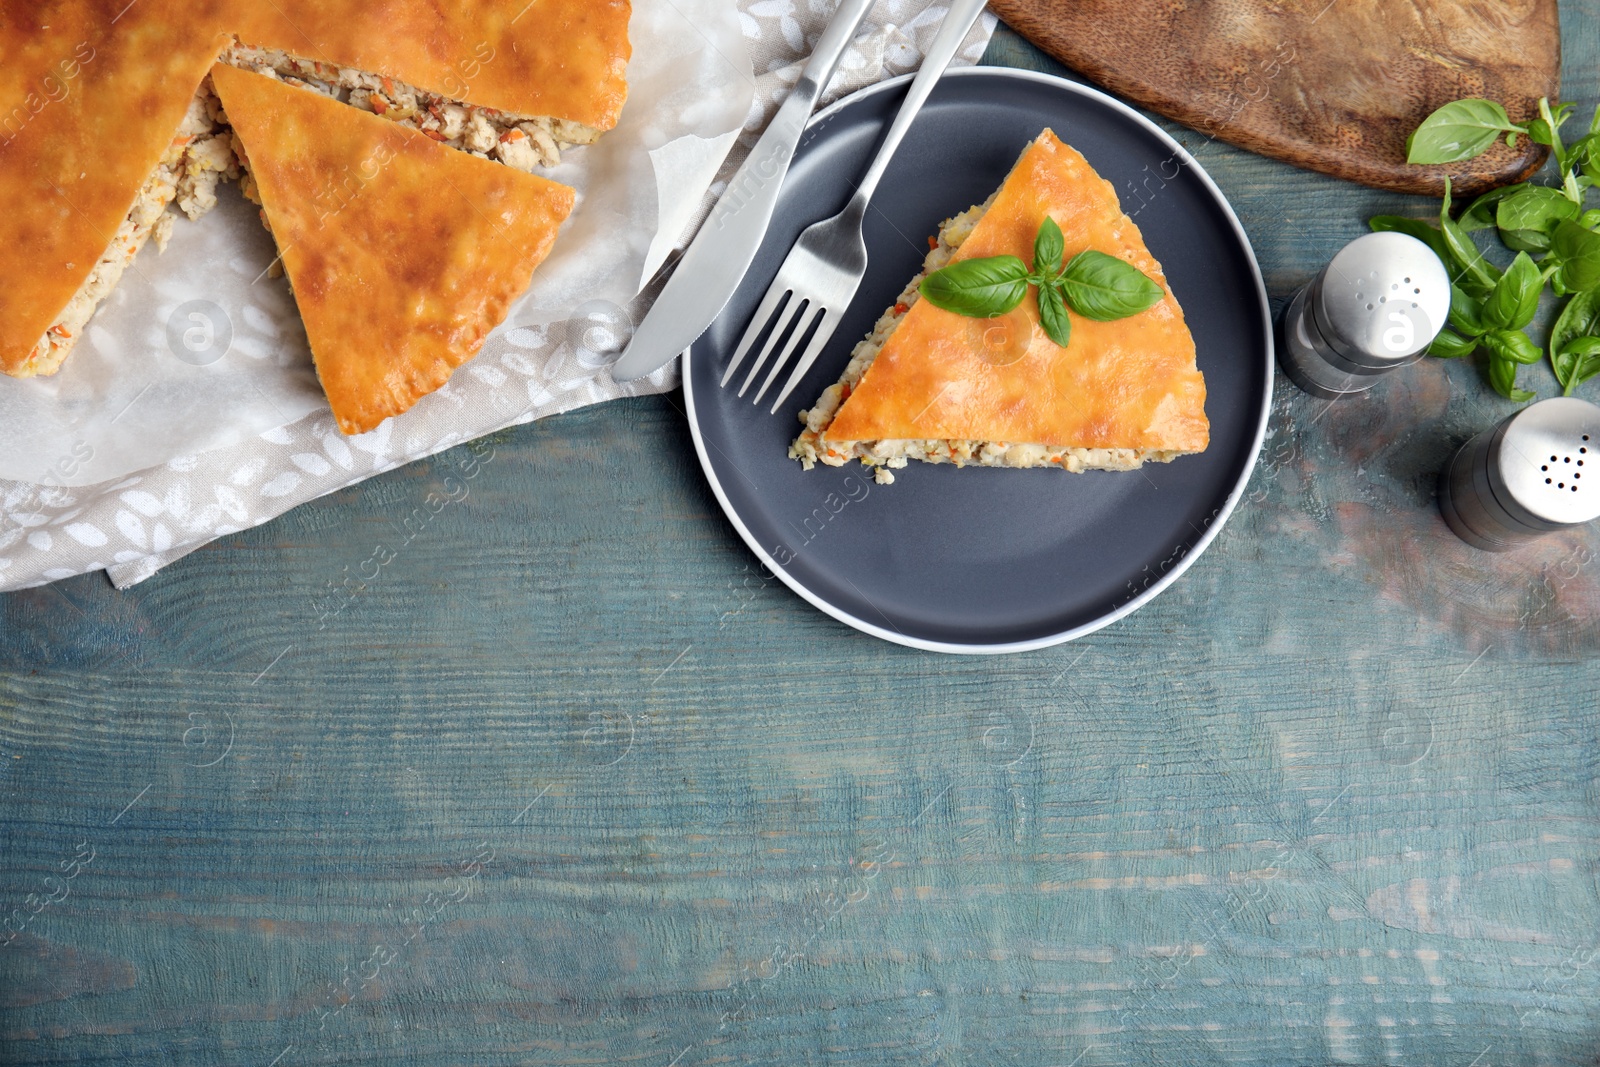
228,0 -> 632,132
822,130 -> 1209,455
0,1 -> 230,377
211,63 -> 575,435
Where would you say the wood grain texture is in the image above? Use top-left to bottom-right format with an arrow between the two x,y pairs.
2,15 -> 1600,1067
986,0 -> 1559,196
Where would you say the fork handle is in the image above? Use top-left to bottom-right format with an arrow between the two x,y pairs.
851,0 -> 991,207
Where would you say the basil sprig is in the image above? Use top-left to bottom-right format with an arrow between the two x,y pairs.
1373,95 -> 1600,400
919,217 -> 1163,351
1406,99 -> 1529,165
1550,289 -> 1600,396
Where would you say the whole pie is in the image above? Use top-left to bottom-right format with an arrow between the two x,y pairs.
0,0 -> 629,431
791,129 -> 1209,483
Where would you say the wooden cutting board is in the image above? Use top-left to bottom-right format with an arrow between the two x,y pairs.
987,0 -> 1561,197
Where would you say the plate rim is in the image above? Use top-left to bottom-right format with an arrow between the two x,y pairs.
682,65 -> 1274,655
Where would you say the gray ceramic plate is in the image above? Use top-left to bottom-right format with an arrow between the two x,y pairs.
683,67 -> 1272,653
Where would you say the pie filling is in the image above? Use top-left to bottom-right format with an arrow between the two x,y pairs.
21,79 -> 239,377
220,43 -> 602,172
27,42 -> 598,377
788,197 -> 1185,485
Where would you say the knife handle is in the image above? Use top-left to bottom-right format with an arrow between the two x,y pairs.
702,0 -> 877,235
795,0 -> 880,104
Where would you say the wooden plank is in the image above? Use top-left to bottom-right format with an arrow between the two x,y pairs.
1,18 -> 1599,1067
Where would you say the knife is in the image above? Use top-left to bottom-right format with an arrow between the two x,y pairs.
609,0 -> 879,382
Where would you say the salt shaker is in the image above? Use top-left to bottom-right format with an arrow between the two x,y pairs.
1279,232 -> 1452,399
1439,397 -> 1600,551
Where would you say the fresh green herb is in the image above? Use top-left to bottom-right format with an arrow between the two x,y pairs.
1485,328 -> 1543,364
1551,219 -> 1600,293
1427,328 -> 1479,358
1037,283 -> 1072,350
1448,284 -> 1487,336
1457,183 -> 1528,232
918,256 -> 1030,318
1373,95 -> 1600,402
1406,98 -> 1529,165
1482,252 -> 1542,331
1439,179 -> 1503,293
1033,216 -> 1064,279
1550,289 -> 1600,395
1494,186 -> 1580,252
1057,251 -> 1165,321
1487,347 -> 1537,402
919,218 -> 1162,353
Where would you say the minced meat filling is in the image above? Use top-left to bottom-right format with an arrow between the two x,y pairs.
220,43 -> 601,172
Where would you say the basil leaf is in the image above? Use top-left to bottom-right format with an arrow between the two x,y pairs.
1486,352 -> 1537,403
1497,185 -> 1582,227
1552,335 -> 1600,394
920,255 -> 1030,317
1485,328 -> 1543,364
1552,220 -> 1600,292
1448,284 -> 1487,336
1483,252 -> 1543,331
1439,179 -> 1503,293
1569,134 -> 1600,184
1037,282 -> 1072,349
1458,183 -> 1527,232
1495,186 -> 1580,251
1427,328 -> 1479,358
1549,288 -> 1600,391
1369,215 -> 1450,262
1406,98 -> 1526,164
1032,217 -> 1064,280
1501,230 -> 1553,254
1058,251 -> 1164,321
1556,337 -> 1600,395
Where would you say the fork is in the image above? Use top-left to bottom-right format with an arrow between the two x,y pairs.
722,0 -> 992,412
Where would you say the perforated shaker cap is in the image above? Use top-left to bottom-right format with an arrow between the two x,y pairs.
1496,397 -> 1600,527
1317,232 -> 1451,366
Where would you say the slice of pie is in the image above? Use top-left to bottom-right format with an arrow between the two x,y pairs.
210,63 -> 575,435
790,129 -> 1208,484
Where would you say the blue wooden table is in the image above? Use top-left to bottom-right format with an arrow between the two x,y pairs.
4,17 -> 1600,1067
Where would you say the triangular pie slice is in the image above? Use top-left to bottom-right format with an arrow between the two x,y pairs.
791,129 -> 1208,484
211,62 -> 575,435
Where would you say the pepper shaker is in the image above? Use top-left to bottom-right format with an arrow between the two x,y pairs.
1439,397 -> 1600,551
1279,232 -> 1451,399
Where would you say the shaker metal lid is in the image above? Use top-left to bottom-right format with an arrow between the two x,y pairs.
1496,397 -> 1600,527
1317,232 -> 1450,365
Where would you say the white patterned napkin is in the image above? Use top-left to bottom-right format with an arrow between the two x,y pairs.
0,1 -> 995,593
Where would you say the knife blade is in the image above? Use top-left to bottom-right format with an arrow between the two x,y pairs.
609,0 -> 879,382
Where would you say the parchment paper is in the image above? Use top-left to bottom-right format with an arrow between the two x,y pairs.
0,0 -> 996,592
